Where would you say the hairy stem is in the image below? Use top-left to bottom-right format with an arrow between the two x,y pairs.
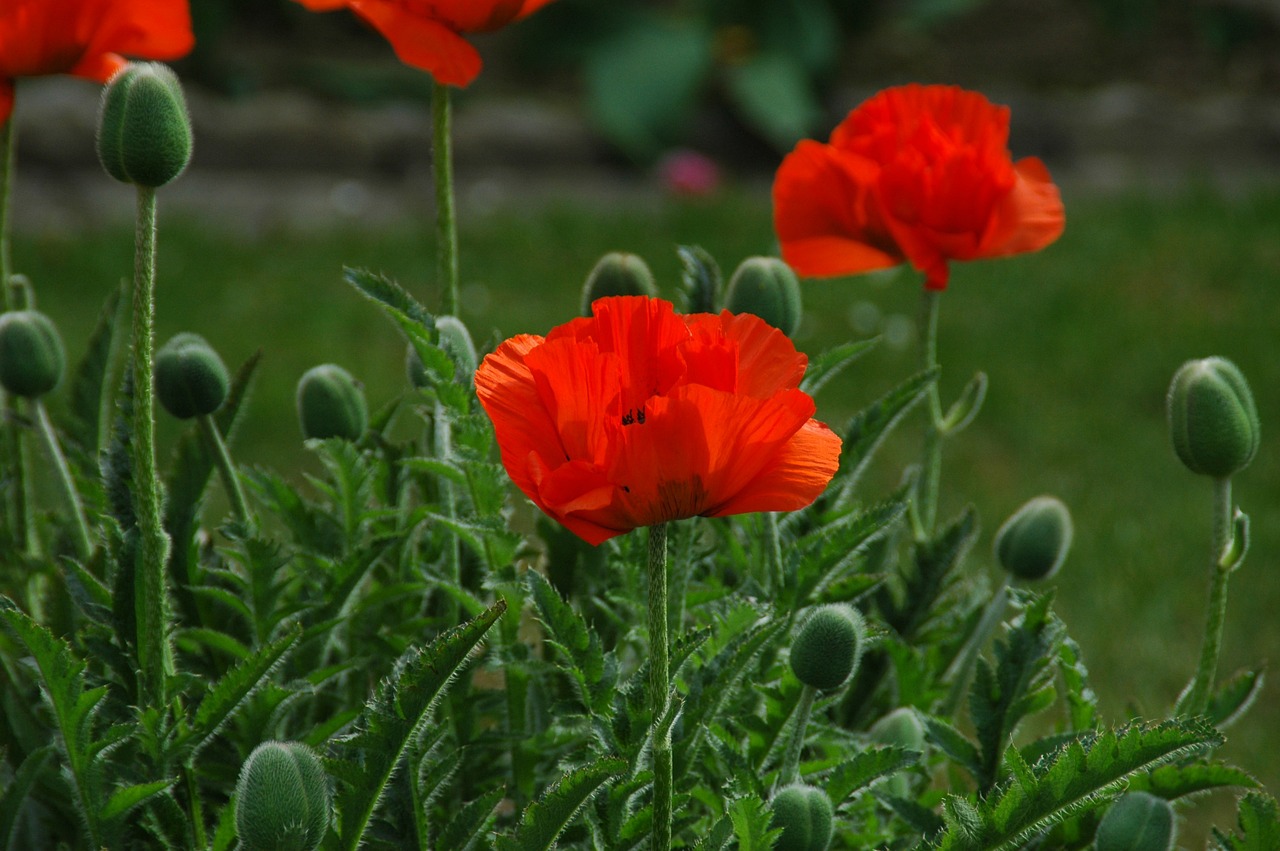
32,400 -> 93,560
940,575 -> 1010,715
917,289 -> 944,537
197,414 -> 252,531
779,685 -> 817,787
648,522 -> 671,851
1184,477 -> 1235,716
432,82 -> 458,315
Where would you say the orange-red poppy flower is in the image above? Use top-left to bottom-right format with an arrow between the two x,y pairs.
773,84 -> 1065,290
292,0 -> 557,88
475,296 -> 842,546
0,0 -> 194,127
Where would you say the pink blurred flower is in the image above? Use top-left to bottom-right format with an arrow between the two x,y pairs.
657,149 -> 721,197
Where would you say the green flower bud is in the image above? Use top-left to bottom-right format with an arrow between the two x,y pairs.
771,783 -> 833,851
97,62 -> 193,188
790,604 -> 864,691
0,310 -> 65,398
993,495 -> 1073,582
724,257 -> 802,336
1095,792 -> 1175,851
1167,357 -> 1260,479
581,252 -> 657,315
235,741 -> 331,851
297,364 -> 367,441
869,708 -> 925,799
155,332 -> 229,419
406,314 -> 479,389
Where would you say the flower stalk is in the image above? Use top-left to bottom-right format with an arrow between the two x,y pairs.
197,414 -> 253,531
779,684 -> 817,787
648,522 -> 672,851
32,400 -> 93,560
917,288 -> 944,537
1182,477 -> 1236,716
433,82 -> 459,315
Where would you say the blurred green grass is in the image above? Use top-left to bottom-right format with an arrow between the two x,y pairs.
13,185 -> 1280,828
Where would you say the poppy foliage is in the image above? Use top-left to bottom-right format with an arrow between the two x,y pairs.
773,84 -> 1065,290
0,0 -> 193,127
475,296 -> 842,546
292,0 -> 556,88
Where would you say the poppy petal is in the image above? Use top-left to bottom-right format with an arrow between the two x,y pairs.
709,419 -> 842,516
0,81 -> 13,127
979,157 -> 1066,257
349,0 -> 483,87
523,336 -> 619,466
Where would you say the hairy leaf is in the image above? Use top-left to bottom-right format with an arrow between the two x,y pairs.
436,786 -> 505,851
1213,791 -> 1280,851
1128,761 -> 1258,800
839,367 -> 938,495
495,757 -> 626,851
527,570 -> 612,715
729,794 -> 781,851
824,745 -> 920,806
799,337 -> 879,398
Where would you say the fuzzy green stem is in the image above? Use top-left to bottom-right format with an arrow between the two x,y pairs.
32,400 -> 93,560
1,117 -> 33,555
648,522 -> 671,851
940,575 -> 1010,715
182,761 -> 206,849
197,414 -> 252,531
779,685 -> 817,787
132,185 -> 172,707
917,289 -> 944,537
1184,477 -> 1235,716
432,82 -> 459,315
763,511 -> 784,593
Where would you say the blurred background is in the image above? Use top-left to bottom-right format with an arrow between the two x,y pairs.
9,0 -> 1280,843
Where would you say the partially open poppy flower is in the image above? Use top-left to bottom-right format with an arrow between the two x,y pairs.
292,0 -> 557,88
0,0 -> 194,127
475,296 -> 842,546
773,84 -> 1064,290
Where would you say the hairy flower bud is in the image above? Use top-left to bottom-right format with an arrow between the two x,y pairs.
0,310 -> 65,398
869,708 -> 925,798
724,257 -> 802,336
993,495 -> 1073,582
97,62 -> 192,188
580,252 -> 657,315
790,604 -> 864,691
297,364 -> 367,441
1167,357 -> 1259,479
406,316 -> 478,389
155,332 -> 229,419
235,741 -> 330,851
771,783 -> 834,851
1095,792 -> 1175,851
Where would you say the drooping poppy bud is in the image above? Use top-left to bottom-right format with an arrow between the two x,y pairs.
790,604 -> 864,691
771,783 -> 834,851
97,62 -> 193,188
155,332 -> 229,419
1167,357 -> 1260,479
1094,792 -> 1176,851
724,257 -> 802,337
234,741 -> 331,851
993,495 -> 1073,582
297,364 -> 367,441
0,310 -> 66,398
580,252 -> 657,315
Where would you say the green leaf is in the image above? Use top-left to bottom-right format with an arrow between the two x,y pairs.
1213,791 -> 1280,851
0,745 -> 53,851
919,714 -> 981,780
723,51 -> 823,151
689,812 -> 735,851
99,779 -> 175,824
495,757 -> 627,851
585,15 -> 713,161
527,570 -> 612,715
68,284 -> 125,455
677,245 -> 722,314
436,786 -> 505,851
928,718 -> 1222,851
1058,634 -> 1098,732
888,505 -> 979,640
1128,761 -> 1258,800
939,371 -> 988,435
1206,667 -> 1265,730
839,366 -> 939,495
329,599 -> 506,851
729,794 -> 781,851
799,337 -> 880,398
824,745 -> 921,806
344,266 -> 432,327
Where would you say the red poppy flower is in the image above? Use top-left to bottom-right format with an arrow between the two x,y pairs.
475,296 -> 842,546
292,0 -> 557,88
773,84 -> 1065,290
0,0 -> 194,127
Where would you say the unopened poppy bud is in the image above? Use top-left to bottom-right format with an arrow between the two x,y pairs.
869,708 -> 924,798
771,783 -> 834,851
155,332 -> 229,419
724,257 -> 802,336
993,495 -> 1073,582
1167,357 -> 1259,479
235,741 -> 330,851
406,316 -> 478,389
1095,792 -> 1175,851
97,62 -> 193,188
581,252 -> 657,315
297,364 -> 367,441
0,310 -> 65,398
790,604 -> 864,691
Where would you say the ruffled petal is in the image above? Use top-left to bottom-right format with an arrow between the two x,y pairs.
523,336 -> 619,466
978,157 -> 1066,258
708,418 -> 842,516
349,0 -> 483,87
773,140 -> 903,279
78,0 -> 194,71
716,311 -> 807,398
585,296 -> 690,418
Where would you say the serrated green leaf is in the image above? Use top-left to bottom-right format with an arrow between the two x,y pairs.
1128,761 -> 1258,800
824,745 -> 920,806
1058,635 -> 1098,732
689,812 -> 735,851
920,714 -> 981,780
330,599 -> 506,851
0,745 -> 53,851
1207,667 -> 1265,730
99,779 -> 174,824
344,266 -> 432,327
799,337 -> 879,398
68,284 -> 124,455
437,786 -> 505,851
495,757 -> 626,851
1213,791 -> 1280,851
729,794 -> 780,851
839,366 -> 938,495
527,570 -> 611,715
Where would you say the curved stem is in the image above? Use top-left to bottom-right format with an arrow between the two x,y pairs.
1184,477 -> 1235,716
779,685 -> 817,787
647,522 -> 671,851
32,400 -> 93,560
917,289 -> 944,537
432,82 -> 459,315
940,575 -> 1010,715
132,185 -> 172,708
197,414 -> 252,531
